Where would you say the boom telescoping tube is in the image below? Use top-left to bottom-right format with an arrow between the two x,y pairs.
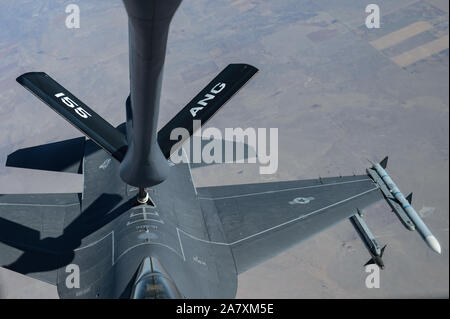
119,0 -> 182,188
373,163 -> 441,254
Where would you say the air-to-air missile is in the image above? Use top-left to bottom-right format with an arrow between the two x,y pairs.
349,209 -> 387,269
367,157 -> 441,254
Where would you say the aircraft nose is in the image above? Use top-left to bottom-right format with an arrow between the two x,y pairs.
131,257 -> 183,299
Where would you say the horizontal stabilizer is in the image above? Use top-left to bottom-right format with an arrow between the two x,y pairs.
158,64 -> 258,158
6,137 -> 85,174
16,72 -> 128,161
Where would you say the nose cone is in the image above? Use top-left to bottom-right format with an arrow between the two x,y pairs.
375,257 -> 385,269
131,257 -> 182,299
426,235 -> 442,254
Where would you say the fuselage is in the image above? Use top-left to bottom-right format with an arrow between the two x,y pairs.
56,139 -> 237,298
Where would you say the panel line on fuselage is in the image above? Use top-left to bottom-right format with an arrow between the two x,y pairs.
197,178 -> 373,200
178,186 -> 380,246
70,186 -> 379,267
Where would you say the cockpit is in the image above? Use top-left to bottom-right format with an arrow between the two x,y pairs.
131,257 -> 182,299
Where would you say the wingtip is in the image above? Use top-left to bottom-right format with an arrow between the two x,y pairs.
231,63 -> 259,73
16,72 -> 47,85
16,74 -> 26,84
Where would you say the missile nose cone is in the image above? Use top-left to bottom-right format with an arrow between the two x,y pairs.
425,235 -> 441,254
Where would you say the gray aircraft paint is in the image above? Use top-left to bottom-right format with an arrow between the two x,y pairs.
0,0 -> 442,298
0,137 -> 384,297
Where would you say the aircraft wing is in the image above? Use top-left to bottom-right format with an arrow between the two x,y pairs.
0,193 -> 81,285
197,175 -> 383,274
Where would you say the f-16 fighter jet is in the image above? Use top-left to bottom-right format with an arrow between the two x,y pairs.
0,0 -> 440,298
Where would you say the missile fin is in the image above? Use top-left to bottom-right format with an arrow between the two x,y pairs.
379,156 -> 388,169
406,193 -> 413,204
364,259 -> 375,267
380,244 -> 387,257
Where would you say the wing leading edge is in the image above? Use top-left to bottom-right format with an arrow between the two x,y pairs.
197,175 -> 382,274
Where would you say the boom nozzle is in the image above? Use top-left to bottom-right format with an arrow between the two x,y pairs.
137,187 -> 149,204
